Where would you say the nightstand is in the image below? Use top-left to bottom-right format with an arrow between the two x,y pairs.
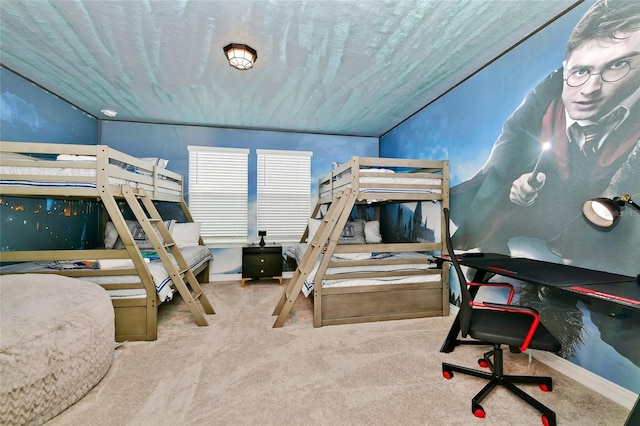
241,245 -> 283,287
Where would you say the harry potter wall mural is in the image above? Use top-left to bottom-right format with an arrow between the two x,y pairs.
380,0 -> 639,394
451,0 -> 640,275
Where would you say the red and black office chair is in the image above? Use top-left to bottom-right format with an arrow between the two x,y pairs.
441,207 -> 561,426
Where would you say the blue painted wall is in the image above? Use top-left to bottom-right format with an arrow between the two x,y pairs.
100,118 -> 378,274
0,67 -> 98,143
0,67 -> 101,251
380,1 -> 639,394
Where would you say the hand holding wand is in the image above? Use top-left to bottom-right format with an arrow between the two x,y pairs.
527,142 -> 551,188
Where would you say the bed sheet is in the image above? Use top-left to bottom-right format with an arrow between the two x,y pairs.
291,249 -> 436,297
0,164 -> 181,195
320,168 -> 442,193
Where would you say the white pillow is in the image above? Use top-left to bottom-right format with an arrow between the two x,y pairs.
364,220 -> 382,243
140,157 -> 169,168
307,218 -> 322,242
170,222 -> 201,248
104,222 -> 118,249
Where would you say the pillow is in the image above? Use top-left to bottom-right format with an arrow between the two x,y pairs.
140,157 -> 169,168
338,220 -> 366,245
56,154 -> 96,161
104,222 -> 119,249
170,222 -> 202,248
364,220 -> 382,243
307,218 -> 322,242
113,219 -> 175,249
366,168 -> 395,173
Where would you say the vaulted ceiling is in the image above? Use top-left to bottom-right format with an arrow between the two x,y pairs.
0,1 -> 580,137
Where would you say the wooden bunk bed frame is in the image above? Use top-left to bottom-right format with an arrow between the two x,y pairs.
273,156 -> 450,328
0,141 -> 214,341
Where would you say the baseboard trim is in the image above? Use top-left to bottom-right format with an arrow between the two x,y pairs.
209,273 -> 240,282
209,271 -> 294,282
529,349 -> 637,409
448,304 -> 637,409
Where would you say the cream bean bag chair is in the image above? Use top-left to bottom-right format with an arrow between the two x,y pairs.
0,274 -> 114,425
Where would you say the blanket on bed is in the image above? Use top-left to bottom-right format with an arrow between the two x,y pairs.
0,246 -> 212,303
285,245 -> 434,297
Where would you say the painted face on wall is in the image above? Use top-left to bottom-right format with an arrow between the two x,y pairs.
562,30 -> 640,122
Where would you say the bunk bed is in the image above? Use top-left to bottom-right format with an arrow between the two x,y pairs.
0,141 -> 214,341
273,156 -> 450,328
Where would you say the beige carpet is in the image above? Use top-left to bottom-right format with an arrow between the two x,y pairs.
46,280 -> 630,426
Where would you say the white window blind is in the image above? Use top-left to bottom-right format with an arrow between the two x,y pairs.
257,149 -> 313,243
188,146 -> 249,244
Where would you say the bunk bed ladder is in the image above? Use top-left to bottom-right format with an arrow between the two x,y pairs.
272,188 -> 354,327
121,185 -> 215,326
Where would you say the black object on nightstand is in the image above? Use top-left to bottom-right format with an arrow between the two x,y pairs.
242,245 -> 283,287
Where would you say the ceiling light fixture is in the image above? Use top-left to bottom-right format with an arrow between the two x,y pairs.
101,109 -> 118,118
223,43 -> 257,71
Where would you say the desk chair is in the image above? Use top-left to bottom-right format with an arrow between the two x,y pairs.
441,208 -> 561,426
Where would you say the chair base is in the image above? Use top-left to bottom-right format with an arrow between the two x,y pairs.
442,345 -> 557,426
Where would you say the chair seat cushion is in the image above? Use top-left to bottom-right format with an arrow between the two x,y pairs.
469,309 -> 561,352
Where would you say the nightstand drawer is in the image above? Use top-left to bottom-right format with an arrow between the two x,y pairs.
243,262 -> 281,278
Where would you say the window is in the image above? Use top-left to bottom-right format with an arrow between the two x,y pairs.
257,149 -> 313,242
188,146 -> 249,244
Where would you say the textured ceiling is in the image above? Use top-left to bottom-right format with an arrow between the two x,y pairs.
0,0 -> 580,137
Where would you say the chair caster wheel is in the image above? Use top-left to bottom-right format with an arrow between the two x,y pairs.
478,359 -> 489,368
473,405 -> 485,419
442,370 -> 453,380
541,414 -> 556,426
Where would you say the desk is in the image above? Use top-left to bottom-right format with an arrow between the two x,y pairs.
438,253 -> 639,353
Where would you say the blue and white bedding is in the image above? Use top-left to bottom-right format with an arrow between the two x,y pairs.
285,244 -> 438,297
0,155 -> 180,194
0,245 -> 212,302
319,168 -> 443,201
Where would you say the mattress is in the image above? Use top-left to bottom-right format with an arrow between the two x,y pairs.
319,168 -> 443,198
0,164 -> 181,195
0,245 -> 212,302
290,248 -> 439,297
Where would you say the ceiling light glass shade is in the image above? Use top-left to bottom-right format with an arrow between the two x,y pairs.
223,43 -> 257,70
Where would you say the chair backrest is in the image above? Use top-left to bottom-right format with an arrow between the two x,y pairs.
443,207 -> 473,338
